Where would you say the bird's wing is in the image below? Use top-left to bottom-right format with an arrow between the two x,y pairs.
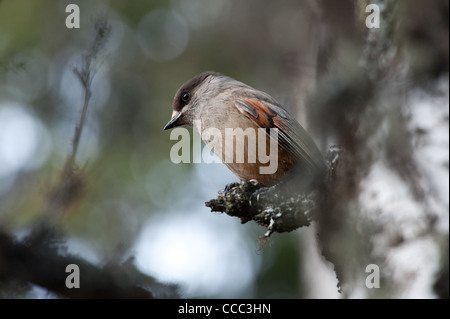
233,97 -> 325,172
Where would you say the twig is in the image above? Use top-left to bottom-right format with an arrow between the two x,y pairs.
47,20 -> 111,219
68,19 -> 110,169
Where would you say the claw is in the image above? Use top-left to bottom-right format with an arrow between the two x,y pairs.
224,182 -> 239,192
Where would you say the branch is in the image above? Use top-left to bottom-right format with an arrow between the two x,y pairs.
47,19 -> 111,220
70,19 -> 110,168
205,146 -> 342,236
0,227 -> 177,298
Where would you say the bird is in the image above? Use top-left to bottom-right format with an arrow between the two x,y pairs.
164,71 -> 326,188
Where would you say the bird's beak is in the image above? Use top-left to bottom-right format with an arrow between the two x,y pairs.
164,110 -> 183,130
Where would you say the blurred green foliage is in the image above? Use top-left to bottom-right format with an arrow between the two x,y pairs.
1,0 -> 447,299
0,0 -> 312,298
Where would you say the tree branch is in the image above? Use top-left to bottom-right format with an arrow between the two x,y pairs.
0,227 -> 177,298
205,146 -> 342,236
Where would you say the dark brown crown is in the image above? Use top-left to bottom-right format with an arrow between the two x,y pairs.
172,71 -> 222,111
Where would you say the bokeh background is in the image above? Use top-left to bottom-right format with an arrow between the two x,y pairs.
0,0 -> 448,298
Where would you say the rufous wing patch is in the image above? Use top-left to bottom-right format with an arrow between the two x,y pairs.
234,97 -> 277,128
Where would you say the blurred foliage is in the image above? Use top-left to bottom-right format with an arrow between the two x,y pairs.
0,0 -> 448,298
0,0 -> 313,298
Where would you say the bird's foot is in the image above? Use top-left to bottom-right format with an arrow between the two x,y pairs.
251,181 -> 283,202
222,179 -> 262,195
223,182 -> 240,193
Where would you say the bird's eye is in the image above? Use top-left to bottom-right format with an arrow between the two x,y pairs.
181,92 -> 190,103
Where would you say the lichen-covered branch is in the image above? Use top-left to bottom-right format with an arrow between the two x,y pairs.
205,146 -> 342,236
